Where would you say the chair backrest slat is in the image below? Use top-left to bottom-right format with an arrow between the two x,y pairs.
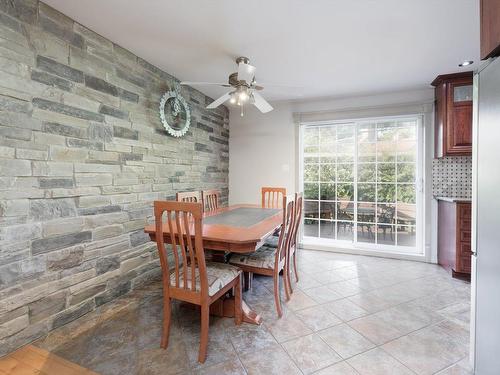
165,210 -> 180,287
182,211 -> 197,292
175,210 -> 189,290
291,192 -> 303,249
154,201 -> 207,297
202,189 -> 220,213
274,195 -> 295,264
177,191 -> 202,203
261,187 -> 286,209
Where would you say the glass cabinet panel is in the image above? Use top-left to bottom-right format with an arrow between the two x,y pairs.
454,85 -> 473,102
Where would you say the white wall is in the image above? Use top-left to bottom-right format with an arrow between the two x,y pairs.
229,102 -> 296,205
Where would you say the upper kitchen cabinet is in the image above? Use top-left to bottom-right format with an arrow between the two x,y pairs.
432,72 -> 473,158
481,0 -> 500,59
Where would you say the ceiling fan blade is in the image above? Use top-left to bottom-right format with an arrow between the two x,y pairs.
252,91 -> 273,113
237,62 -> 256,83
254,83 -> 303,89
180,81 -> 231,87
206,92 -> 232,109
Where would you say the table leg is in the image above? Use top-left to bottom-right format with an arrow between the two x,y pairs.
209,297 -> 262,325
243,271 -> 253,292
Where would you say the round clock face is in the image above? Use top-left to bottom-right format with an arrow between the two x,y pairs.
159,90 -> 191,137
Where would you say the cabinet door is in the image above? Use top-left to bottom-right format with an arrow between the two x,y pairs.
446,82 -> 472,155
481,0 -> 500,59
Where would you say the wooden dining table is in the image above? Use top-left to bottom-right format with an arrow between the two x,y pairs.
144,204 -> 283,325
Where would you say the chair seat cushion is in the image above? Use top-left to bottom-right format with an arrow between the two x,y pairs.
229,245 -> 277,270
169,262 -> 241,296
264,235 -> 279,248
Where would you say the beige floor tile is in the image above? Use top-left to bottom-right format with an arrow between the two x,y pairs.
435,363 -> 472,375
33,249 -> 471,375
438,303 -> 471,329
312,361 -> 360,375
182,329 -> 237,369
435,320 -> 470,347
349,303 -> 445,345
310,271 -> 346,284
303,285 -> 344,304
284,289 -> 318,311
350,276 -> 395,291
318,323 -> 375,359
347,292 -> 392,313
239,343 -> 302,375
323,298 -> 369,322
406,288 -> 465,311
282,334 -> 342,374
137,345 -> 190,375
295,274 -> 324,290
295,305 -> 343,331
382,324 -> 468,375
347,347 -> 415,375
327,280 -> 363,297
265,310 -> 313,342
348,314 -> 406,345
227,322 -> 277,355
194,358 -> 246,375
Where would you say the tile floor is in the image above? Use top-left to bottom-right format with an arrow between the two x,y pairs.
35,250 -> 472,375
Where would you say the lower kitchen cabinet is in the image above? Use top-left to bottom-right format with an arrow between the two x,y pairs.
437,199 -> 472,279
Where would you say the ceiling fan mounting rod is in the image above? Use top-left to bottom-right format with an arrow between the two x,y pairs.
228,72 -> 250,88
235,56 -> 250,65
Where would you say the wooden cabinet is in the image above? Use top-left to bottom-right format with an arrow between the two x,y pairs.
481,0 -> 500,59
432,72 -> 473,158
437,200 -> 472,279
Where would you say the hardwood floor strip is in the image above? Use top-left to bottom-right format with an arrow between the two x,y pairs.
0,346 -> 97,375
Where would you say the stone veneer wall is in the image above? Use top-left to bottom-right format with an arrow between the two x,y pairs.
0,1 -> 229,355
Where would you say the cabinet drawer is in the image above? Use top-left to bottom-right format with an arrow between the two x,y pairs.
458,254 -> 472,273
458,204 -> 471,218
460,230 -> 471,242
460,218 -> 471,230
459,242 -> 472,256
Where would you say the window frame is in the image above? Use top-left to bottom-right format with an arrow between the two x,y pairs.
298,114 -> 425,256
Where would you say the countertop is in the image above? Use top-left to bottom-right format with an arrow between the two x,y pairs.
434,196 -> 472,203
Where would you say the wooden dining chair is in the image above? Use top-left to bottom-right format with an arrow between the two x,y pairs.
153,201 -> 242,363
202,189 -> 220,213
176,191 -> 202,203
286,192 -> 303,293
229,196 -> 294,318
261,187 -> 287,209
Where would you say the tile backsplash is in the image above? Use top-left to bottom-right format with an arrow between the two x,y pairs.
432,156 -> 472,199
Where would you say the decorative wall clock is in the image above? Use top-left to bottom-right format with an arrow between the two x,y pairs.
159,83 -> 191,137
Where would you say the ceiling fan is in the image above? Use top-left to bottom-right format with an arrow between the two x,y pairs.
180,57 -> 273,116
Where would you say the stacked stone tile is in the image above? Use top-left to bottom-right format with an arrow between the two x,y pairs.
0,0 -> 229,355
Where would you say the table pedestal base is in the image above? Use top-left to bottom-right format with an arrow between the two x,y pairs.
210,297 -> 262,325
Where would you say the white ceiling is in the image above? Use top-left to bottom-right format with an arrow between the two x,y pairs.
44,0 -> 480,102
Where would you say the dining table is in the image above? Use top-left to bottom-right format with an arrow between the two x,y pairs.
144,204 -> 283,325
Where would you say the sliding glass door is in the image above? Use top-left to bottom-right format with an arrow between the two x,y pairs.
300,116 -> 422,255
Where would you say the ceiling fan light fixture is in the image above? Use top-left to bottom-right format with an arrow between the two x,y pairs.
239,91 -> 249,102
188,56 -> 273,114
229,92 -> 237,104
